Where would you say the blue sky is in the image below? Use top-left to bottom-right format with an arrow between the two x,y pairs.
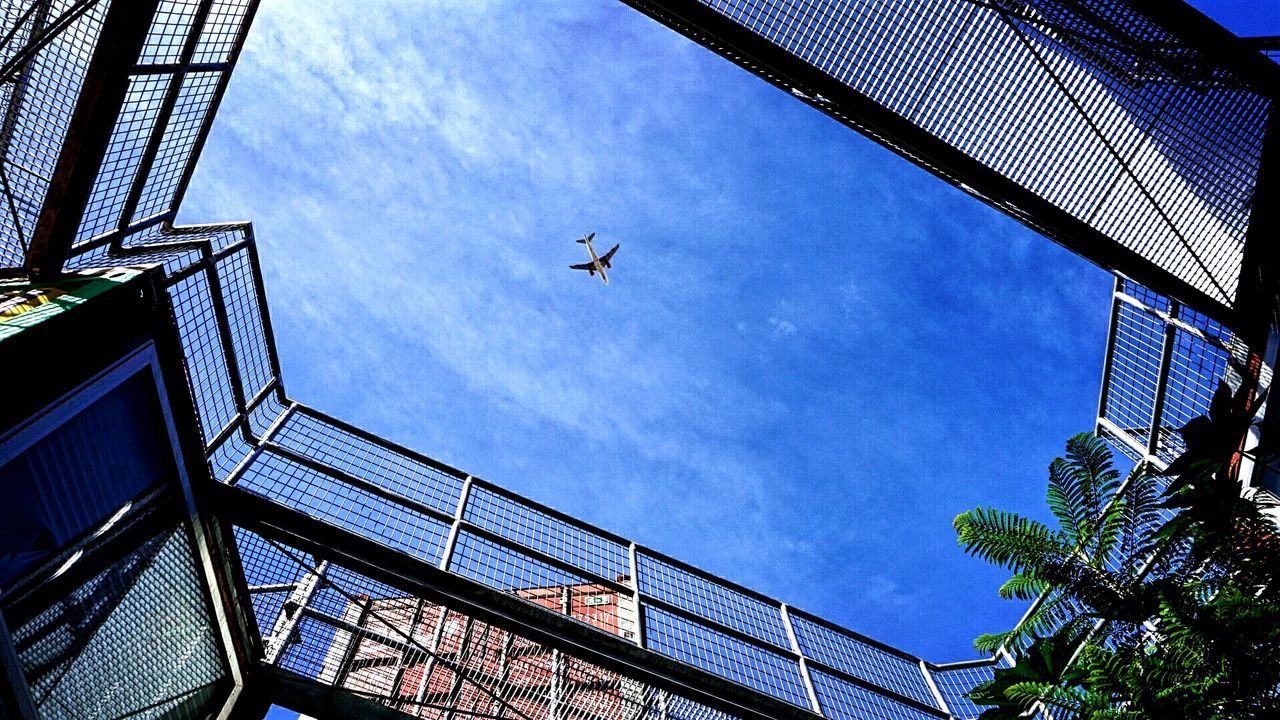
181,1 -> 1279,714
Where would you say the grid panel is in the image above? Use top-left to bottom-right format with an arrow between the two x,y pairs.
1103,301 -> 1165,449
660,0 -> 1273,306
169,265 -> 238,443
236,449 -> 452,565
272,410 -> 465,517
9,526 -> 227,720
139,0 -> 201,65
215,245 -> 273,402
637,551 -> 790,651
809,669 -> 939,720
790,614 -> 934,707
1099,280 -> 1254,468
64,234 -> 203,276
1120,278 -> 1169,314
449,530 -> 629,639
1158,329 -> 1231,460
124,220 -> 248,254
207,426 -> 253,481
234,527 -> 316,638
75,72 -> 172,244
929,661 -> 1003,720
0,0 -> 110,266
192,0 -> 253,64
132,69 -> 223,221
641,604 -> 809,708
463,484 -> 628,584
236,529 -> 741,720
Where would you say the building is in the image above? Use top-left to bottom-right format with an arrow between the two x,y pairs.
0,1 -> 1274,719
299,583 -> 645,720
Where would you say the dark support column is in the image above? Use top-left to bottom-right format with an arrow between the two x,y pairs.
22,0 -> 162,278
1237,108 -> 1280,350
1126,0 -> 1280,97
1234,100 -> 1280,496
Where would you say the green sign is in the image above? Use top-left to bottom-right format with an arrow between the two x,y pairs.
0,267 -> 143,342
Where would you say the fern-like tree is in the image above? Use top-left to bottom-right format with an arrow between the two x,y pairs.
956,381 -> 1280,719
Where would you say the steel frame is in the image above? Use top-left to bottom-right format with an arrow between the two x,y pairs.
1095,274 -> 1261,471
22,0 -> 162,277
5,0 -> 1276,718
0,332 -> 243,719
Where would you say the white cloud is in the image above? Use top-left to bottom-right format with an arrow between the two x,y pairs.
768,316 -> 796,336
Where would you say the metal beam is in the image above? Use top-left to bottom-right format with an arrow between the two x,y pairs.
1125,1 -> 1280,96
780,604 -> 823,716
1145,300 -> 1180,457
23,0 -> 162,277
209,483 -> 821,720
1236,103 -> 1280,349
252,665 -> 415,720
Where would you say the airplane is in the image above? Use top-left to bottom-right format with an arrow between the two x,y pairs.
569,232 -> 620,285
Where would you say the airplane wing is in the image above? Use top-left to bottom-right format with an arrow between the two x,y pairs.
569,262 -> 595,271
598,244 -> 620,266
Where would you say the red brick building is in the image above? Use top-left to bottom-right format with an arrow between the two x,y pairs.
312,582 -> 647,719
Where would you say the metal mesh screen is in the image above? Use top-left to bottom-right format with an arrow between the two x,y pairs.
225,404 -> 993,717
0,0 -> 111,266
0,1 -> 1121,716
1097,276 -> 1265,466
236,528 -> 741,720
625,0 -> 1275,312
130,69 -> 223,223
789,614 -> 934,708
4,519 -> 228,719
272,410 -> 465,517
0,0 -> 256,269
76,71 -> 171,245
928,658 -> 1008,720
808,668 -> 939,720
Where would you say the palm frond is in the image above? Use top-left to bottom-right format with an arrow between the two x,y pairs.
955,507 -> 1067,572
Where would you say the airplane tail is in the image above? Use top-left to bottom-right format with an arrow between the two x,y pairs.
576,232 -> 595,244
576,239 -> 587,244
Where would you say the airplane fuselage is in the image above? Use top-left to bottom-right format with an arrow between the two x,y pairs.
583,238 -> 609,285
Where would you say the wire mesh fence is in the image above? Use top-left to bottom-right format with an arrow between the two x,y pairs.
0,0 -> 111,267
927,658 -> 1010,720
225,400 -> 1013,718
1097,275 -> 1266,467
0,0 -> 255,273
236,528 -> 744,720
623,0 -> 1276,317
2,495 -> 229,720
